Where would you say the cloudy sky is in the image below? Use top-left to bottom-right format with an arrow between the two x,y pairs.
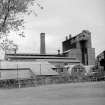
10,0 -> 105,56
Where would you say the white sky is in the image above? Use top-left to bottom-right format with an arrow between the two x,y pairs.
10,0 -> 105,56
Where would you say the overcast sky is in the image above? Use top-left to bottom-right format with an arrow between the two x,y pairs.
10,0 -> 105,56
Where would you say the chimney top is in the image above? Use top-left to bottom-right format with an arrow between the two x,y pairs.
69,34 -> 72,39
66,36 -> 68,40
57,50 -> 60,55
40,32 -> 45,35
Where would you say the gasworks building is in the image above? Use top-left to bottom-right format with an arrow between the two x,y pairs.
0,30 -> 95,81
62,30 -> 95,65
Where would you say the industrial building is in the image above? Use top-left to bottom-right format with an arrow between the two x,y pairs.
5,30 -> 95,66
62,30 -> 95,65
96,51 -> 105,72
5,32 -> 80,67
1,30 -> 95,77
0,30 -> 96,87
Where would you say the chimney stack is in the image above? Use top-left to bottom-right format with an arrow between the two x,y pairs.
66,36 -> 68,40
57,49 -> 60,55
40,33 -> 46,55
69,34 -> 72,39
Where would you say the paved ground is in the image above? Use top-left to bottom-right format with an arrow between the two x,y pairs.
0,82 -> 105,105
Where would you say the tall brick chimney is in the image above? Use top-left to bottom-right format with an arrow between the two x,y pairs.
40,33 -> 46,55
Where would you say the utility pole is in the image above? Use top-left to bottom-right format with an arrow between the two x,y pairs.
17,64 -> 20,88
40,63 -> 41,75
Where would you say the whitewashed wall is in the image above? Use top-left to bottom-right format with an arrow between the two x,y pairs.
0,69 -> 31,80
0,61 -> 58,79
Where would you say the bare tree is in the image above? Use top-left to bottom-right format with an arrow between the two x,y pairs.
0,0 -> 43,54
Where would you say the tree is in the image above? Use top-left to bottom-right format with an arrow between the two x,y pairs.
0,0 -> 43,54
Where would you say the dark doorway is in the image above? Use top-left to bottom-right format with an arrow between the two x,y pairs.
80,40 -> 88,65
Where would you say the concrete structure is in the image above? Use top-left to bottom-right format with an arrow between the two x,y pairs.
96,50 -> 105,72
62,30 -> 95,65
40,33 -> 46,55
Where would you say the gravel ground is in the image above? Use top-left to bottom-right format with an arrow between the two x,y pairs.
0,82 -> 105,105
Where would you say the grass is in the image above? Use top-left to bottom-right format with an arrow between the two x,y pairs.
0,82 -> 105,105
